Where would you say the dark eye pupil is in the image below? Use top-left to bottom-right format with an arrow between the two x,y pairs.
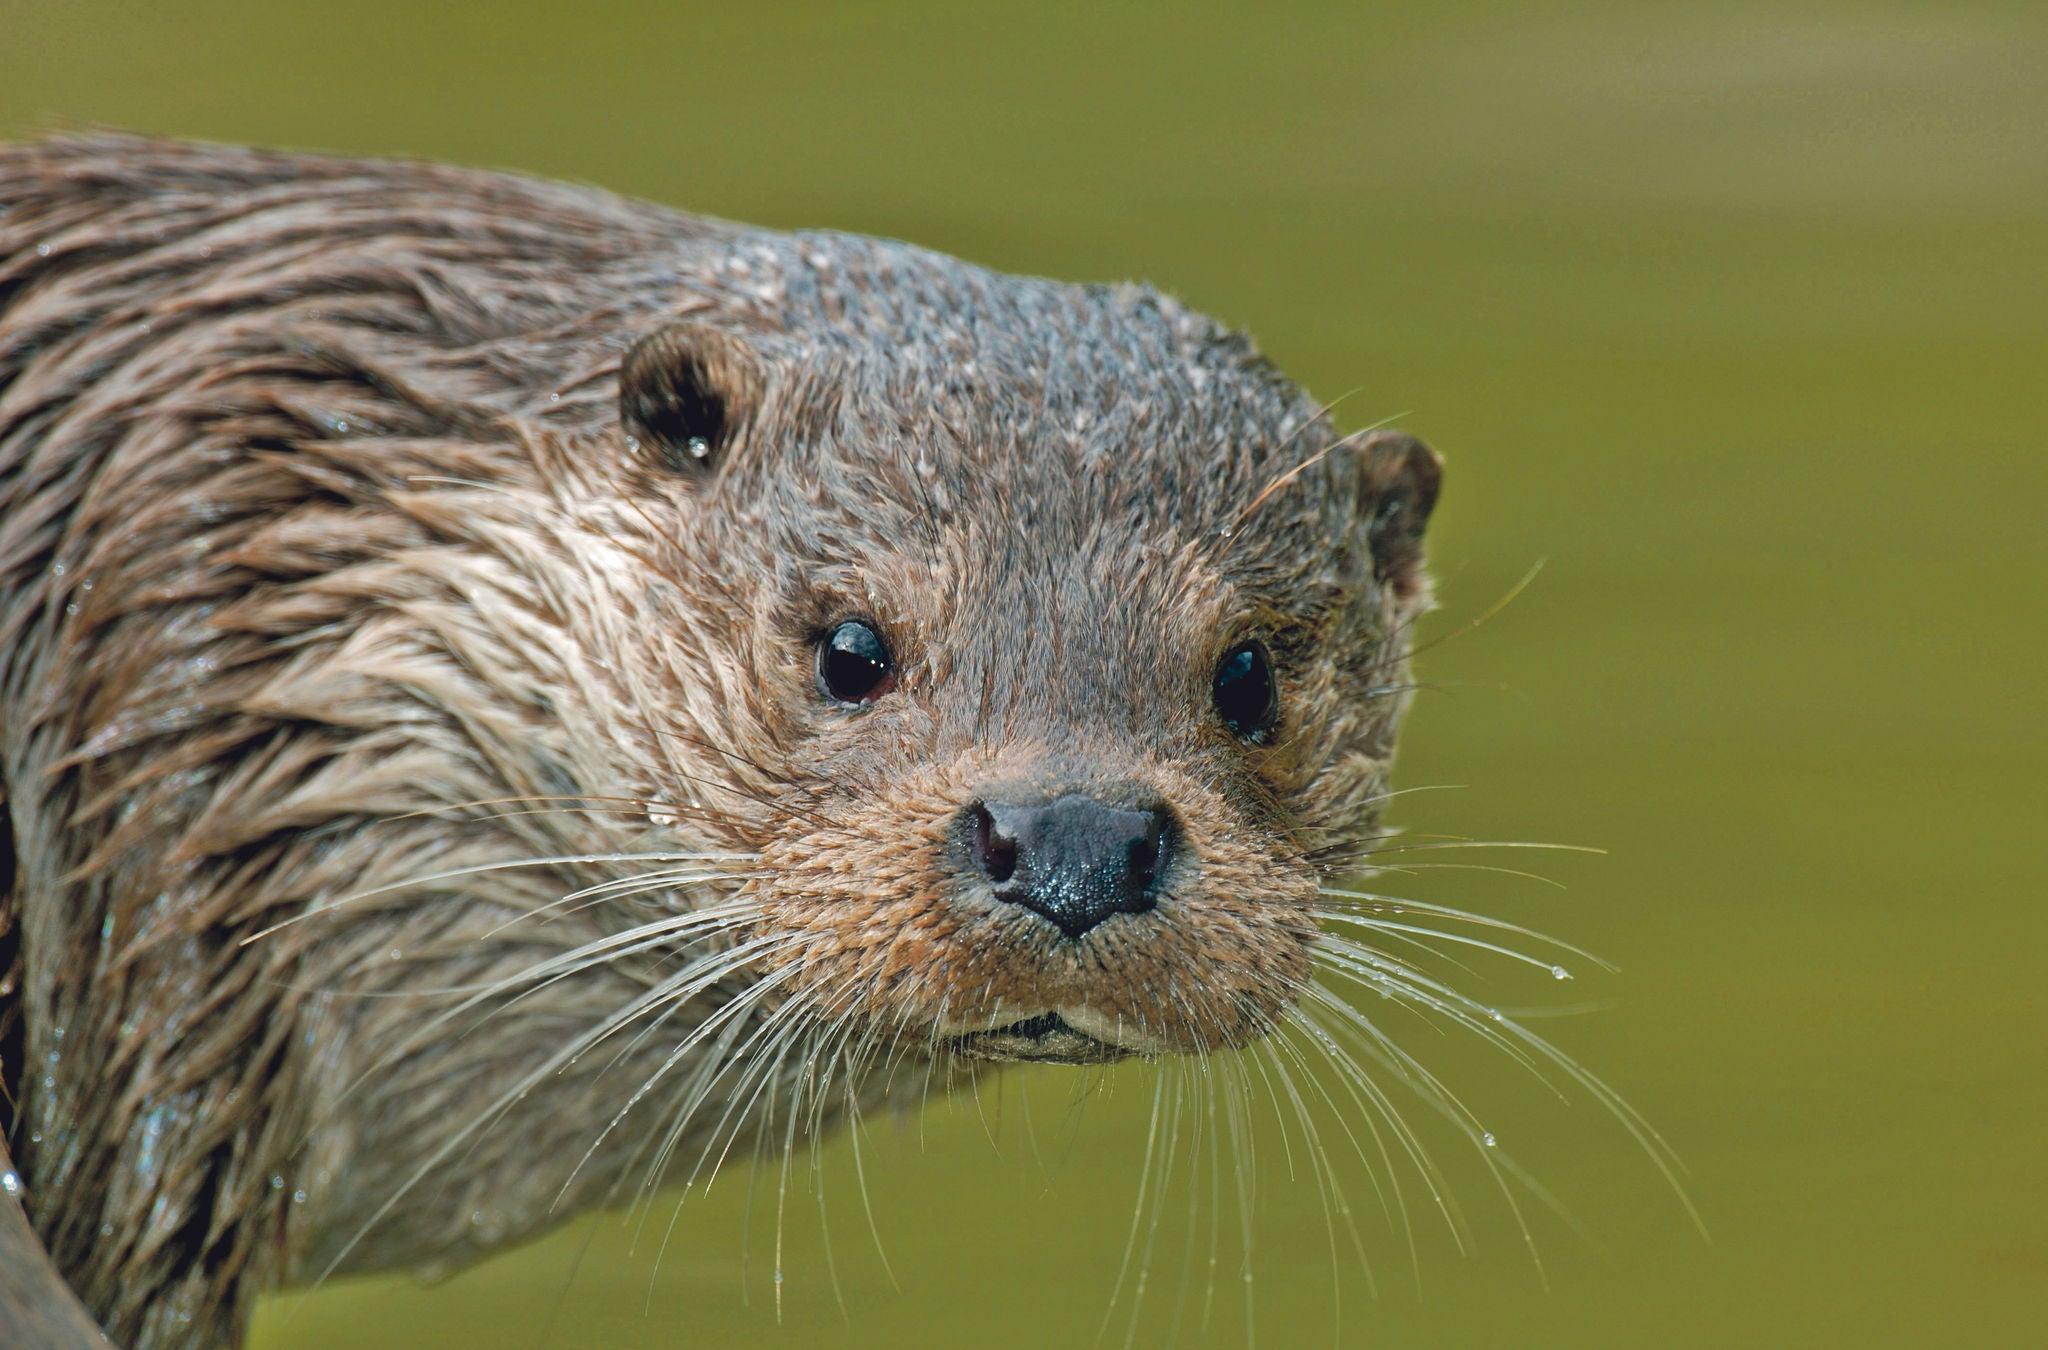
1214,641 -> 1278,743
819,620 -> 895,704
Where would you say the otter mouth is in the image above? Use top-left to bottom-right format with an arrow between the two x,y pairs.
945,1013 -> 1128,1065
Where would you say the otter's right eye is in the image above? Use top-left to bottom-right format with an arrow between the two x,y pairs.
1213,639 -> 1279,743
818,620 -> 896,705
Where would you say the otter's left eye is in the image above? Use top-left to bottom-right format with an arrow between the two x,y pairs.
1214,640 -> 1278,743
818,619 -> 896,705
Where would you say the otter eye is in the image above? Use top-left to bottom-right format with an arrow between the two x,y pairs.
1213,640 -> 1278,743
818,620 -> 896,705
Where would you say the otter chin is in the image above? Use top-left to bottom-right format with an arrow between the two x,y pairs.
0,134 -> 1446,1350
947,1013 -> 1129,1065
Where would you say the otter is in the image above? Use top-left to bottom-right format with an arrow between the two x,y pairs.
0,134 -> 1452,1349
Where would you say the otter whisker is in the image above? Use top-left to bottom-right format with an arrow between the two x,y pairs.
1316,885 -> 1612,968
605,976 -> 790,1233
838,1048 -> 905,1291
1344,838 -> 1606,859
1210,1058 -> 1259,1348
556,950 -> 811,1212
1226,403 -> 1394,536
1260,1034 -> 1371,1340
253,891 -> 750,1001
640,754 -> 842,833
1295,988 -> 1557,1281
1101,1058 -> 1174,1347
525,867 -> 755,930
1268,1022 -> 1390,1268
1308,838 -> 1605,880
1127,1060 -> 1193,1350
308,935 -> 800,1291
1301,976 -> 1503,1161
1164,1059 -> 1212,1345
1291,989 -> 1478,1246
1404,557 -> 1546,661
631,973 -> 819,1218
236,850 -> 738,945
636,991 -> 831,1298
1307,942 -> 1693,1252
671,987 -> 828,1202
304,906 -> 772,1157
478,867 -> 753,937
1363,860 -> 1575,888
788,1012 -> 876,1323
643,725 -> 835,807
1317,909 -> 1496,986
1194,1060 -> 1226,1338
1316,906 -> 1597,979
1282,1011 -> 1424,1280
390,791 -> 745,821
1311,937 -> 1565,1087
656,995 -> 832,1304
455,905 -> 769,1017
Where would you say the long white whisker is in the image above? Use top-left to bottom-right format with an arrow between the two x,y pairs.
238,851 -> 751,944
1317,908 -> 1594,979
1317,885 -> 1614,970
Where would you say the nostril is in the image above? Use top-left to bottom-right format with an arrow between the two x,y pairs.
963,795 -> 1178,938
970,803 -> 1018,885
1128,819 -> 1167,894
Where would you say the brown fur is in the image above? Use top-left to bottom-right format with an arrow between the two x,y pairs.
0,134 -> 1439,1348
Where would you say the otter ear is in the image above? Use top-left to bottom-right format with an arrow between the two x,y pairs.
619,321 -> 764,475
1356,430 -> 1443,601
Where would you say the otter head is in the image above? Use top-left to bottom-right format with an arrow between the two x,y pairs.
616,264 -> 1439,1069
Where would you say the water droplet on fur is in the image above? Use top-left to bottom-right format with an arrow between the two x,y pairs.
647,807 -> 679,826
1,1171 -> 20,1196
36,243 -> 51,257
64,603 -> 78,616
773,1271 -> 784,1285
333,419 -> 349,434
389,949 -> 403,961
101,1223 -> 114,1236
271,1175 -> 285,1190
292,1189 -> 308,1204
50,562 -> 65,577
1482,1132 -> 1498,1147
1488,1009 -> 1504,1021
1552,965 -> 1570,979
549,392 -> 560,403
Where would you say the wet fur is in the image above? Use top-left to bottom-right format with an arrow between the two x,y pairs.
0,135 -> 1437,1348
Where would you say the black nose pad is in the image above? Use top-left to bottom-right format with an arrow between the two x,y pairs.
965,793 -> 1174,938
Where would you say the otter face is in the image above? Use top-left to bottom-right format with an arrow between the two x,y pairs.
622,271 -> 1441,1069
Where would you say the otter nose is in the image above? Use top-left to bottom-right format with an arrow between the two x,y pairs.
965,793 -> 1173,938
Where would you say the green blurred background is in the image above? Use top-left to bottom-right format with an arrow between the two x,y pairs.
4,2 -> 2042,1346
